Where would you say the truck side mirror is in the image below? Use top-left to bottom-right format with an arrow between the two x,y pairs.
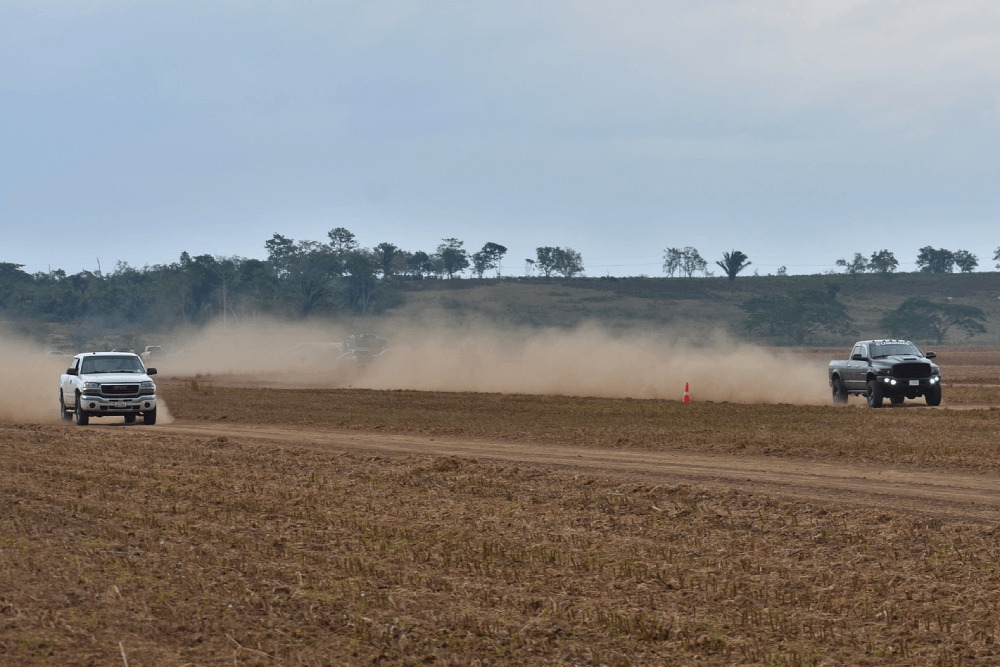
65,368 -> 78,376
146,368 -> 157,375
925,352 -> 936,359
851,353 -> 864,361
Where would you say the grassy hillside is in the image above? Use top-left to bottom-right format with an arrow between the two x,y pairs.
396,272 -> 1000,347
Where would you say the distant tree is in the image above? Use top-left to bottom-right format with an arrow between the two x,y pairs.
535,247 -> 559,278
326,227 -> 360,276
374,242 -> 400,278
427,253 -> 448,279
836,253 -> 868,277
868,249 -> 899,275
471,242 -> 508,278
471,251 -> 490,279
177,252 -> 221,321
210,255 -> 243,323
776,266 -> 788,277
264,233 -> 297,277
404,250 -> 434,279
742,289 -> 853,345
0,262 -> 29,282
436,238 -> 470,278
994,246 -> 1000,269
0,262 -> 31,311
524,258 -> 536,277
662,248 -> 683,277
283,240 -> 337,315
663,247 -> 708,278
880,298 -> 987,345
233,258 -> 277,317
953,250 -> 979,273
916,246 -> 955,273
109,261 -> 151,323
343,250 -> 380,313
678,247 -> 707,278
535,247 -> 584,278
554,247 -> 584,278
716,250 -> 752,284
327,227 -> 359,255
175,253 -> 242,323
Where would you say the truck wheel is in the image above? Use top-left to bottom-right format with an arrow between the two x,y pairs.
866,379 -> 884,408
925,384 -> 942,406
59,394 -> 73,421
74,395 -> 90,425
143,408 -> 157,425
831,377 -> 848,404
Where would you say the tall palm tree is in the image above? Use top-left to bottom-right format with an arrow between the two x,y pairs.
716,250 -> 751,284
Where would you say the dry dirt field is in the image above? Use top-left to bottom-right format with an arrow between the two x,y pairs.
3,348 -> 1000,665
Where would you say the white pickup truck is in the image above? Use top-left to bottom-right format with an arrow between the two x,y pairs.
59,352 -> 158,425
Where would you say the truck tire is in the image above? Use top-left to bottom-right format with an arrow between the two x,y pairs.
866,379 -> 884,408
831,377 -> 848,404
925,384 -> 942,406
143,408 -> 157,425
74,395 -> 90,425
59,394 -> 72,421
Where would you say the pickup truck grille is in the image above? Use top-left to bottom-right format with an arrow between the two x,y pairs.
892,363 -> 932,379
101,383 -> 141,397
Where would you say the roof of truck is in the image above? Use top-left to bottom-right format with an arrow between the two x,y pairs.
77,351 -> 141,357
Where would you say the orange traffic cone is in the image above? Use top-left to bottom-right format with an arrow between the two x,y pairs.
683,382 -> 690,403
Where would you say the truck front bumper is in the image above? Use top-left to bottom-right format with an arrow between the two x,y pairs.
875,375 -> 941,397
79,394 -> 157,415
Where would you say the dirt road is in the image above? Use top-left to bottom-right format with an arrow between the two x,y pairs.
159,421 -> 1000,523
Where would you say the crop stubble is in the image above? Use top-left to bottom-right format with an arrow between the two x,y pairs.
2,360 -> 1000,664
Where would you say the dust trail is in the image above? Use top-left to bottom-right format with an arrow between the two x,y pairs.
1,318 -> 831,426
160,318 -> 832,404
0,335 -> 74,422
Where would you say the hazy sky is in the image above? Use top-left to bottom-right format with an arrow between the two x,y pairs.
4,1 -> 999,277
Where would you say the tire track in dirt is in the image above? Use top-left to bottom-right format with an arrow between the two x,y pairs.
159,421 -> 1000,523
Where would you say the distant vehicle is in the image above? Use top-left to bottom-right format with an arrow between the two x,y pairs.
341,334 -> 389,367
829,340 -> 941,408
141,345 -> 162,362
59,352 -> 158,425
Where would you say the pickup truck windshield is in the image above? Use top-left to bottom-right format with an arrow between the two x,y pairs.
80,356 -> 144,374
871,343 -> 922,358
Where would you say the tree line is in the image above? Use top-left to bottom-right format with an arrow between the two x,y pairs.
664,246 -> 998,279
1,229 -> 994,345
832,246 -> 988,276
0,229 -> 586,328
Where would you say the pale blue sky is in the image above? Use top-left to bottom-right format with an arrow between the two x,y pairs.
3,1 -> 999,277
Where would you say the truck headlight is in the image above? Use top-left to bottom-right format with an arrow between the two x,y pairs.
84,382 -> 101,391
140,381 -> 155,390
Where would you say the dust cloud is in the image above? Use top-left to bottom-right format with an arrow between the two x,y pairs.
160,317 -> 831,405
0,334 -> 74,423
0,318 -> 831,426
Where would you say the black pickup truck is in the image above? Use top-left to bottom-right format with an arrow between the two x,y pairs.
828,340 -> 942,407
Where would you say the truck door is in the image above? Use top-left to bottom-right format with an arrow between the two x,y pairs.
845,343 -> 868,390
62,357 -> 80,403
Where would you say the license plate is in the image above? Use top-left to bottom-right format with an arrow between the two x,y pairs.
116,401 -> 127,408
909,380 -> 919,386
